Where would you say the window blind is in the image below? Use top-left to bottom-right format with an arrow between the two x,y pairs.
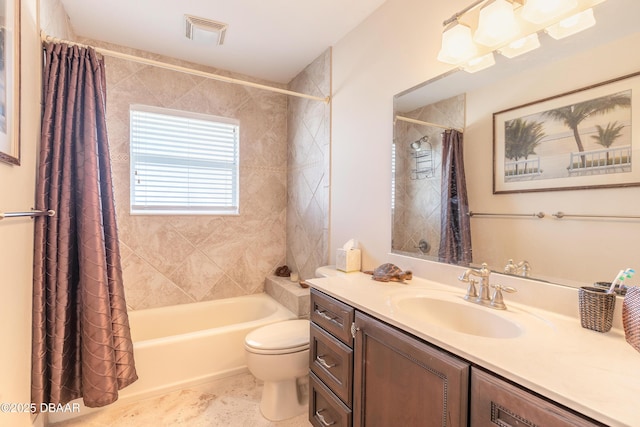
130,105 -> 239,214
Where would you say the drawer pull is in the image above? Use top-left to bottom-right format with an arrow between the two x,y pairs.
315,409 -> 336,426
316,355 -> 336,369
315,309 -> 336,322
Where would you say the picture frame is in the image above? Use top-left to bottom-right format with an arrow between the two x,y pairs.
493,71 -> 640,194
0,0 -> 20,166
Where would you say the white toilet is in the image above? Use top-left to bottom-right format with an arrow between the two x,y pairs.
244,319 -> 310,421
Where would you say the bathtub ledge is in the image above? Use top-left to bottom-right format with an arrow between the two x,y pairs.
265,275 -> 310,318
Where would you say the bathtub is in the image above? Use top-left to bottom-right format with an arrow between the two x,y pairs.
48,293 -> 297,423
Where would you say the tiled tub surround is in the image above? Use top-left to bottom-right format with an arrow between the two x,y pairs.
96,37 -> 288,310
286,51 -> 331,281
76,37 -> 330,311
308,265 -> 640,427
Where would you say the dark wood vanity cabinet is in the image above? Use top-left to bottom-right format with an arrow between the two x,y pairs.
310,289 -> 468,427
309,288 -> 602,427
353,311 -> 469,427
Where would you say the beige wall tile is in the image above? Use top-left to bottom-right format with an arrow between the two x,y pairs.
88,39 -> 292,310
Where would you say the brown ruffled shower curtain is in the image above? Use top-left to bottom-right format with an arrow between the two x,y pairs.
438,129 -> 472,265
31,43 -> 137,408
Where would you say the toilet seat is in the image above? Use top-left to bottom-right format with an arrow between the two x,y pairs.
245,319 -> 309,355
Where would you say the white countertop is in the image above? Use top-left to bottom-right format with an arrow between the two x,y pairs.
308,271 -> 640,427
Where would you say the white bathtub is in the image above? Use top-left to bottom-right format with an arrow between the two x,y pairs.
48,293 -> 297,423
125,293 -> 298,398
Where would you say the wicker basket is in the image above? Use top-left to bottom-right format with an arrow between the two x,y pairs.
578,286 -> 616,332
622,286 -> 640,353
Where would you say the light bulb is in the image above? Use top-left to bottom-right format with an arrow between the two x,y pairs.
499,33 -> 541,58
463,53 -> 496,73
546,8 -> 596,39
521,0 -> 578,25
474,0 -> 519,47
437,23 -> 477,64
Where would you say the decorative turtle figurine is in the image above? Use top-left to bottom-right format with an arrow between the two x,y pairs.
364,263 -> 413,283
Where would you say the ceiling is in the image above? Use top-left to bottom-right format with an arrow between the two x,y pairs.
58,0 -> 387,84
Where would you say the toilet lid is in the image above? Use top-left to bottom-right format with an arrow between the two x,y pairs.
245,319 -> 309,354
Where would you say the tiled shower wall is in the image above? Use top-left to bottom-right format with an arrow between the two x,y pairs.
393,94 -> 464,258
97,42 -> 291,310
286,50 -> 331,280
41,1 -> 330,310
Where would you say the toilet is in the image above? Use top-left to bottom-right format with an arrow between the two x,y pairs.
244,319 -> 310,421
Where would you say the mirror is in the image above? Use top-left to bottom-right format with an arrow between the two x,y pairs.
393,0 -> 640,288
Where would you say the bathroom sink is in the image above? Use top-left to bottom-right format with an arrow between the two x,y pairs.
393,295 -> 523,339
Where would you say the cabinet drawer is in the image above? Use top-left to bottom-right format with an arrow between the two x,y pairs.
471,369 -> 603,427
310,322 -> 353,407
310,372 -> 352,427
311,288 -> 355,347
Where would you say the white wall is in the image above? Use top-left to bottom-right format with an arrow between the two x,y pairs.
0,1 -> 41,426
331,0 -> 469,269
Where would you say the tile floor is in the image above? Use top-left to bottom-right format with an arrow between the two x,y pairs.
50,373 -> 311,427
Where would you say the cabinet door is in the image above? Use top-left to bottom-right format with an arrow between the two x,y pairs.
353,312 -> 469,427
471,369 -> 603,427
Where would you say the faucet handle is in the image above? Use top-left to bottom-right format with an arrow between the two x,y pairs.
489,284 -> 517,310
463,278 -> 478,301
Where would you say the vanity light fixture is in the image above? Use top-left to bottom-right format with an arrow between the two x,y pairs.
185,14 -> 228,45
437,0 -> 607,71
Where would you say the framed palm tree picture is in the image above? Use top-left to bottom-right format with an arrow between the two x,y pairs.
493,71 -> 638,193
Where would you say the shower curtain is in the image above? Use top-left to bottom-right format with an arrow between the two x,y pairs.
32,43 -> 137,408
438,129 -> 472,265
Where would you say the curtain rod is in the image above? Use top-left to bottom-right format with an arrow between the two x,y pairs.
41,33 -> 330,104
0,209 -> 56,220
469,211 -> 545,218
395,115 -> 463,133
552,212 -> 640,220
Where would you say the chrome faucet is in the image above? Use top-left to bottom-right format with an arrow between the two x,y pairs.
458,263 -> 518,309
458,263 -> 491,304
504,259 -> 531,277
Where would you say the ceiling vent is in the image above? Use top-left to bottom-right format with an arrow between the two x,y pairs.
185,15 -> 228,45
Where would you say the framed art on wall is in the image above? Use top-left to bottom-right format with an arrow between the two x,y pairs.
0,0 -> 20,166
493,71 -> 639,194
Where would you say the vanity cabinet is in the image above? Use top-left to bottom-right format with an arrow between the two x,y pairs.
309,288 -> 603,427
353,310 -> 469,426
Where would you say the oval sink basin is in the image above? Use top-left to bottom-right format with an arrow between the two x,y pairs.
393,296 -> 522,339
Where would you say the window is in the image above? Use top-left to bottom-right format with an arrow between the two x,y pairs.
130,105 -> 239,215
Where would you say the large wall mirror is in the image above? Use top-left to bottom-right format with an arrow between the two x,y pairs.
393,0 -> 640,289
